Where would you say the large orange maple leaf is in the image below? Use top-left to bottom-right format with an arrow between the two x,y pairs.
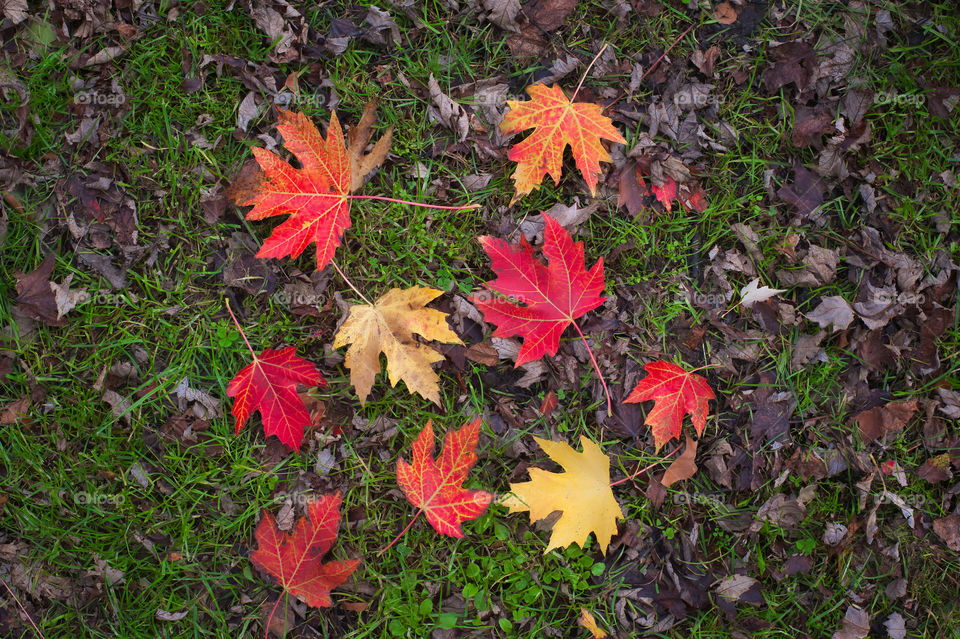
501,84 -> 626,204
251,492 -> 361,608
396,419 -> 493,538
240,110 -> 352,271
623,361 -> 714,451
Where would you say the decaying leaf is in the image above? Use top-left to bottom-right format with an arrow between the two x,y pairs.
661,434 -> 698,487
502,436 -> 624,554
578,607 -> 608,638
250,492 -> 361,608
332,287 -> 463,405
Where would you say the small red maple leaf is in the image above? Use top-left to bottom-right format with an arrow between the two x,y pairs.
623,360 -> 714,451
471,213 -> 605,366
227,346 -> 325,451
241,109 -> 351,271
251,492 -> 360,608
396,418 -> 493,538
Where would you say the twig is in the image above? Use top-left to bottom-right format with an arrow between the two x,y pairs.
0,576 -> 45,639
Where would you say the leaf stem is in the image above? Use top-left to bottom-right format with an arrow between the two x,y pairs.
225,297 -> 258,360
378,509 -> 422,556
346,194 -> 479,210
264,593 -> 284,639
571,43 -> 609,102
610,445 -> 681,486
331,261 -> 374,306
569,320 -> 612,416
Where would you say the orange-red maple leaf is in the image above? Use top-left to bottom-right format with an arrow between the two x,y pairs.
241,109 -> 351,271
471,213 -> 605,366
227,346 -> 324,451
500,84 -> 626,204
396,419 -> 493,538
251,492 -> 360,608
623,361 -> 714,451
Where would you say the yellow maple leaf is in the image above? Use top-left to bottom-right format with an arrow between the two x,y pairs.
331,287 -> 462,405
502,436 -> 623,554
500,84 -> 626,204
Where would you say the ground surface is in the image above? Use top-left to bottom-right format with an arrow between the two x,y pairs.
1,0 -> 960,637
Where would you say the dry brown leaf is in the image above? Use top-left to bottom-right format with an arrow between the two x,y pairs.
714,2 -> 739,24
347,100 -> 393,192
662,434 -> 698,487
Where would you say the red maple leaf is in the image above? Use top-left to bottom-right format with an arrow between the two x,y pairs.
251,492 -> 360,608
500,84 -> 626,203
227,346 -> 325,451
650,176 -> 708,213
471,213 -> 605,366
623,360 -> 714,451
396,419 -> 493,538
241,109 -> 351,271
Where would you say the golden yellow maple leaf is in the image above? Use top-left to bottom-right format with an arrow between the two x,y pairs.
331,287 -> 462,405
501,436 -> 623,554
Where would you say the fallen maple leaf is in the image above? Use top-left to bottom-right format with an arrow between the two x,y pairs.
623,361 -> 714,451
472,213 -> 605,366
395,418 -> 493,538
579,607 -> 608,638
231,106 -> 390,271
500,84 -> 625,203
502,436 -> 623,554
331,286 -> 463,405
251,492 -> 360,608
228,346 -> 325,451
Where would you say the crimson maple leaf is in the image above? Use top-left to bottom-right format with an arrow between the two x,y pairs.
251,492 -> 360,608
623,361 -> 714,451
396,418 -> 493,538
650,176 -> 708,213
472,213 -> 605,366
500,84 -> 626,204
227,346 -> 325,451
240,109 -> 351,271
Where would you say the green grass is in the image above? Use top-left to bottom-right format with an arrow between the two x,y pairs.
2,0 -> 960,637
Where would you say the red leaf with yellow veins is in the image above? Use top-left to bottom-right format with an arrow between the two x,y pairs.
500,84 -> 626,204
396,419 -> 493,538
251,492 -> 360,608
471,213 -> 605,366
227,346 -> 324,451
623,361 -> 714,451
